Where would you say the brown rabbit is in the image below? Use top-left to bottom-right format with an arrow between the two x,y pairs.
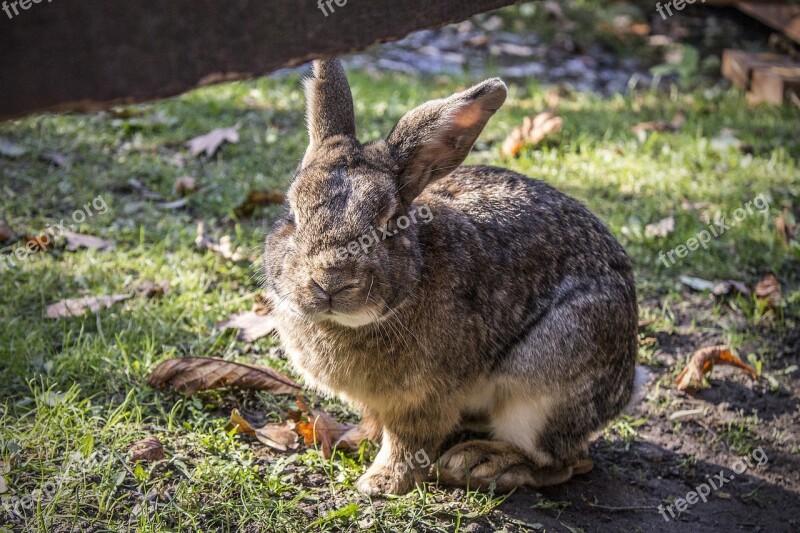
262,59 -> 643,495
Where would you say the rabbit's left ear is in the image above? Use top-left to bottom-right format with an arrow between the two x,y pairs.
386,78 -> 507,202
302,59 -> 356,166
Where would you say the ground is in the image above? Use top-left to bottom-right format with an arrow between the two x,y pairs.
1,2 -> 799,532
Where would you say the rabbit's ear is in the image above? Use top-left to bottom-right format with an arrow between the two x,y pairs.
386,78 -> 507,202
302,59 -> 356,166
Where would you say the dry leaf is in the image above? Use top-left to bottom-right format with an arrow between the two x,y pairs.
295,410 -> 357,458
174,176 -> 197,197
631,113 -> 684,134
64,231 -> 111,251
775,208 -> 797,244
236,190 -> 286,219
129,436 -> 165,462
226,409 -> 257,436
195,222 -> 245,261
158,198 -> 188,210
147,356 -> 301,396
755,274 -> 781,309
24,234 -> 51,252
187,125 -> 240,157
645,216 -> 675,238
502,112 -> 563,157
218,311 -> 277,342
0,219 -> 15,242
46,294 -> 130,318
676,345 -> 758,391
227,409 -> 300,452
134,279 -> 170,298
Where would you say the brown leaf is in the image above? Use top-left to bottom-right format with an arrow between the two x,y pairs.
295,410 -> 357,458
218,311 -> 277,342
174,176 -> 197,197
631,113 -> 684,134
147,356 -> 301,396
255,423 -> 301,452
64,231 -> 111,251
24,234 -> 51,252
236,190 -> 286,219
134,279 -> 170,299
502,112 -> 563,157
226,409 -> 256,436
187,125 -> 239,157
0,219 -> 15,242
195,222 -> 245,261
676,345 -> 758,392
129,436 -> 165,462
755,274 -> 781,309
46,294 -> 130,318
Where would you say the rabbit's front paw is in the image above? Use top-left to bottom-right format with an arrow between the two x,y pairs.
356,463 -> 416,496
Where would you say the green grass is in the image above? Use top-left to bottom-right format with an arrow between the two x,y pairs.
1,34 -> 799,533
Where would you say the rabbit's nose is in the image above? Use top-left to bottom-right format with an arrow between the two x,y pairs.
311,277 -> 357,300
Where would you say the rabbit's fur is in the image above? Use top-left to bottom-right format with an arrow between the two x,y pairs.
263,59 -> 639,495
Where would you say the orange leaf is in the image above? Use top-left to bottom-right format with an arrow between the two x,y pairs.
676,345 -> 757,392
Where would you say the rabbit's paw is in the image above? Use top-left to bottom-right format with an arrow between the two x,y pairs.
437,440 -> 581,491
355,463 -> 416,496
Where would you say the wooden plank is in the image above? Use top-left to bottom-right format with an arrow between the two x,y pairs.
0,0 -> 520,120
736,2 -> 800,44
749,65 -> 800,104
722,50 -> 798,89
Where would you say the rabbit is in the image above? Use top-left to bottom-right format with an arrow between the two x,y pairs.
262,59 -> 643,496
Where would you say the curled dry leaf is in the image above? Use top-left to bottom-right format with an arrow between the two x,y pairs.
676,345 -> 758,392
631,113 -> 685,134
293,397 -> 358,458
755,274 -> 781,309
187,125 -> 240,157
195,222 -> 245,261
134,279 -> 170,299
64,231 -> 111,251
501,111 -> 563,157
0,219 -> 15,242
129,436 -> 165,462
645,216 -> 675,238
218,300 -> 275,342
147,356 -> 301,396
24,234 -> 52,252
236,190 -> 286,219
775,208 -> 797,245
227,409 -> 300,452
46,294 -> 130,318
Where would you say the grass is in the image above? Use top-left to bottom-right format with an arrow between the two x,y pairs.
1,11 -> 799,532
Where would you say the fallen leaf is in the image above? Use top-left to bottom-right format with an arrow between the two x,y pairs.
147,356 -> 301,396
295,410 -> 357,458
680,276 -> 751,297
502,112 -> 563,157
195,222 -> 245,261
645,216 -> 675,238
134,279 -> 170,298
227,409 -> 300,452
158,198 -> 188,210
631,113 -> 684,134
754,274 -> 781,309
255,423 -> 301,452
0,219 -> 15,242
0,138 -> 26,158
45,294 -> 130,318
676,345 -> 758,392
187,125 -> 240,157
23,234 -> 52,252
129,436 -> 165,462
218,311 -> 277,342
174,176 -> 197,197
775,208 -> 797,244
64,231 -> 111,251
226,409 -> 257,436
680,276 -> 717,292
236,190 -> 286,219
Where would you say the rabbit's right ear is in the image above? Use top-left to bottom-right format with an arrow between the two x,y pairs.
302,59 -> 356,167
